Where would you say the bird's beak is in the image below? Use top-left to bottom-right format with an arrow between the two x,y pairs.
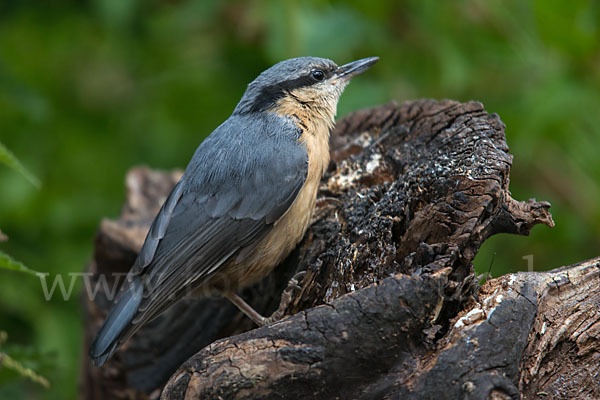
336,57 -> 379,80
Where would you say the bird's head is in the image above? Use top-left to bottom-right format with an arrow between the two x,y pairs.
234,56 -> 378,127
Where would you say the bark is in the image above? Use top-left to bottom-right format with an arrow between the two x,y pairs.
80,100 -> 594,400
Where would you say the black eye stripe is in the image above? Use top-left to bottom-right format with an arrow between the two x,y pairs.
247,65 -> 337,112
266,68 -> 332,92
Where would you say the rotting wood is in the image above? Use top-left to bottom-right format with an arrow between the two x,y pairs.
81,100 -> 569,400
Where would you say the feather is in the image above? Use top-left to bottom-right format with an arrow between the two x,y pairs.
90,112 -> 308,365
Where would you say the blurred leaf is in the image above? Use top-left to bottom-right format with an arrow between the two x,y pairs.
0,141 -> 40,189
0,332 -> 50,389
0,353 -> 50,389
0,250 -> 41,276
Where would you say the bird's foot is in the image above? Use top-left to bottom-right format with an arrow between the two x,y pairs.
262,271 -> 307,325
225,271 -> 307,327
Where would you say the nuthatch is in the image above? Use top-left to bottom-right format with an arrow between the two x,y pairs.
90,56 -> 378,366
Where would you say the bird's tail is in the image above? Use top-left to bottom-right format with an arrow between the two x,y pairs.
89,278 -> 143,366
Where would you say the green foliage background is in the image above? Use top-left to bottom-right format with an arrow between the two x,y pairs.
0,0 -> 598,398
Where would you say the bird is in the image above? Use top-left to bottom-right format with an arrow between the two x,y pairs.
89,56 -> 379,366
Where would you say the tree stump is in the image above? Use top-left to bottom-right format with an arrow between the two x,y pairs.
80,100 -> 594,400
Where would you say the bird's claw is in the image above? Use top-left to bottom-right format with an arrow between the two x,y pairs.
315,196 -> 342,208
263,271 -> 307,324
283,271 -> 306,293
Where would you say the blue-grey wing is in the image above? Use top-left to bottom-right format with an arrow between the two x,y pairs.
123,114 -> 307,333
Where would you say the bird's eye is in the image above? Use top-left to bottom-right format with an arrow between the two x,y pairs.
311,69 -> 325,82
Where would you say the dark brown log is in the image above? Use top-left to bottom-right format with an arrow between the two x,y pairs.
81,100 -> 570,400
